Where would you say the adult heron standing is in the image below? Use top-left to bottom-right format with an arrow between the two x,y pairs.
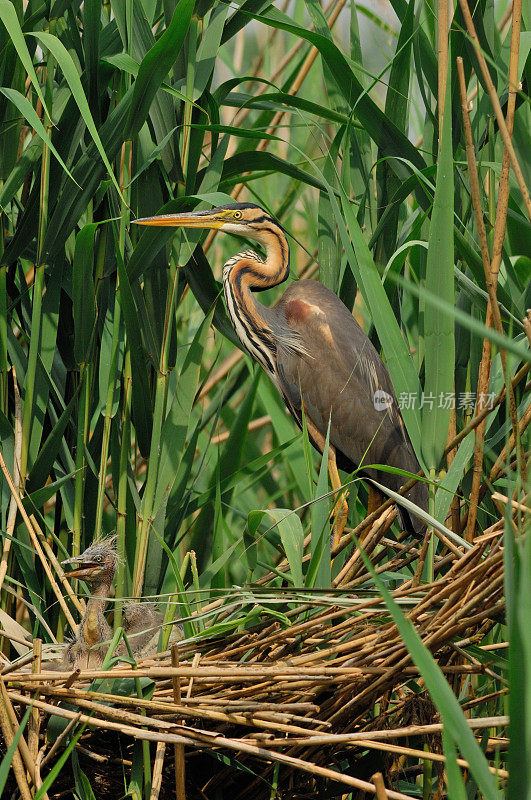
134,203 -> 427,545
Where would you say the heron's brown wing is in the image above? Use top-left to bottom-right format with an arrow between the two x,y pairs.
275,281 -> 428,531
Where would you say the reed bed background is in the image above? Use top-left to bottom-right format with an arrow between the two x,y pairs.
0,0 -> 529,797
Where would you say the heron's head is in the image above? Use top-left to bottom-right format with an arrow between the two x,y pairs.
62,537 -> 119,582
133,202 -> 280,245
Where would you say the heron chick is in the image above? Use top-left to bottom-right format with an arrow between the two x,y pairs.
61,537 -> 117,669
61,538 -> 179,670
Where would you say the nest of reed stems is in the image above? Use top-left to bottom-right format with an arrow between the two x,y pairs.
1,499 -> 512,800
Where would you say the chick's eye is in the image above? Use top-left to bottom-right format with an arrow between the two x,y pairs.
94,556 -> 103,562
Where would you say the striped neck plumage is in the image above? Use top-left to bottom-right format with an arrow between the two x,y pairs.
222,225 -> 290,376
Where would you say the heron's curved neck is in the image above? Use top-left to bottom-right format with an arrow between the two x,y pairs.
222,226 -> 289,374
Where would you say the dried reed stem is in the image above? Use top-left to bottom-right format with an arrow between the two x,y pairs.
0,677 -> 49,798
456,55 -> 524,537
523,310 -> 531,348
372,771 -> 389,799
0,447 -> 82,628
172,644 -> 186,800
457,0 -> 531,219
457,57 -> 495,540
437,0 -> 449,137
490,0 -> 523,279
0,367 -> 22,597
476,401 -> 531,506
28,637 -> 41,763
149,741 -> 167,800
0,679 -> 32,800
442,363 -> 529,456
7,690 -> 417,800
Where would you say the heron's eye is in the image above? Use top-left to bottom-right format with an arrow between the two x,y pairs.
232,210 -> 242,219
94,555 -> 103,563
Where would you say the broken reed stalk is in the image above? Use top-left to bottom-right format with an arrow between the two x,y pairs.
476,401 -> 531,506
460,403 -> 530,530
149,741 -> 167,800
442,362 -> 529,457
10,662 -> 494,683
457,0 -> 530,219
372,771 -> 390,800
38,711 -> 82,769
346,739 -> 508,780
491,492 -> 529,516
333,506 -> 396,586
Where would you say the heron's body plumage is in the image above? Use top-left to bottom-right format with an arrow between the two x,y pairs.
274,280 -> 428,534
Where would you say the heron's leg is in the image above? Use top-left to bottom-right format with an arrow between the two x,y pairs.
301,408 -> 349,552
367,484 -> 386,517
328,452 -> 349,550
362,485 -> 387,545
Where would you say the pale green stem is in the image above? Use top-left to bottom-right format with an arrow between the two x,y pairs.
115,349 -> 132,632
93,294 -> 121,539
160,551 -> 192,651
20,24 -> 55,480
0,204 -> 7,415
422,744 -> 432,800
72,365 -> 91,558
113,135 -> 132,618
132,264 -> 178,596
190,550 -> 203,632
93,132 -> 131,539
488,116 -> 496,240
119,625 -> 152,797
426,467 -> 436,583
182,15 -> 199,188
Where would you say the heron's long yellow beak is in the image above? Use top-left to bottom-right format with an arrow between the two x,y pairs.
133,212 -> 225,229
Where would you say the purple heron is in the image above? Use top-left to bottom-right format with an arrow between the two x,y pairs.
134,203 -> 428,544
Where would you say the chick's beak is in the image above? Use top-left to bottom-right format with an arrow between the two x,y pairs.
62,557 -> 96,579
